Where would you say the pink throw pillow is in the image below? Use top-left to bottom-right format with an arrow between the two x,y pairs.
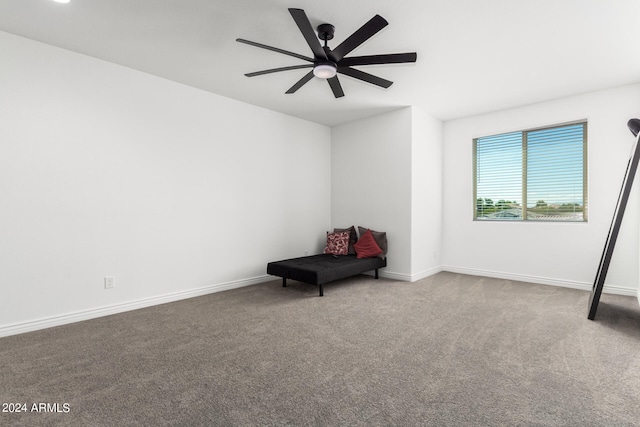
323,230 -> 350,255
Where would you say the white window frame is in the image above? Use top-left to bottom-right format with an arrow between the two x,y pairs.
473,121 -> 588,222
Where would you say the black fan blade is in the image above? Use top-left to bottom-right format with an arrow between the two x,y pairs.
329,15 -> 388,62
236,38 -> 314,62
339,52 -> 417,67
327,76 -> 345,98
286,71 -> 315,94
289,8 -> 328,60
245,64 -> 313,77
338,67 -> 393,88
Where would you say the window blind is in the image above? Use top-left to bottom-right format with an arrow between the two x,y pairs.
475,131 -> 523,219
474,122 -> 587,222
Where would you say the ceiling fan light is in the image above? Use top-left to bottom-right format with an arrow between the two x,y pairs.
313,63 -> 337,79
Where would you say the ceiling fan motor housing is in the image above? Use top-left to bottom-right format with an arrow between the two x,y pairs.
317,23 -> 335,41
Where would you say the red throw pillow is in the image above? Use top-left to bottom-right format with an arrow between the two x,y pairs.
323,230 -> 350,255
353,229 -> 383,259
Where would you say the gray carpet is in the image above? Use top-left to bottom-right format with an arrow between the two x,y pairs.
1,272 -> 640,426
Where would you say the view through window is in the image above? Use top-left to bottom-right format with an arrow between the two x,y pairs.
474,122 -> 587,221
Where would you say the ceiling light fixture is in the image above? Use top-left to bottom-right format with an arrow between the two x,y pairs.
313,62 -> 337,79
53,0 -> 70,3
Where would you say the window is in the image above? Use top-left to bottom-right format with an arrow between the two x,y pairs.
474,121 -> 587,222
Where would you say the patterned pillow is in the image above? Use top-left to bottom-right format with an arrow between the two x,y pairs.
323,230 -> 350,255
334,226 -> 357,255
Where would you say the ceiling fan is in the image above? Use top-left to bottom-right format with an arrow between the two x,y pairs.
236,8 -> 417,98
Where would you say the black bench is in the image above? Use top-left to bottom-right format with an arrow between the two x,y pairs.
267,254 -> 387,296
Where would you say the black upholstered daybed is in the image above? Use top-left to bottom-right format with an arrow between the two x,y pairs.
267,254 -> 386,296
267,226 -> 388,296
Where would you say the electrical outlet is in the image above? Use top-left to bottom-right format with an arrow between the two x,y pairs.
304,249 -> 309,256
104,276 -> 115,289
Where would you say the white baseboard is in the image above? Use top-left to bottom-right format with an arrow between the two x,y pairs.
379,266 -> 442,282
0,275 -> 270,338
379,271 -> 412,281
410,266 -> 443,282
441,265 -> 638,297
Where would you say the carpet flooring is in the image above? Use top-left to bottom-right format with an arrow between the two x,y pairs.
1,272 -> 640,426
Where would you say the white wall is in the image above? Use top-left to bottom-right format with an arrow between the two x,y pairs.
331,107 -> 444,281
442,84 -> 640,295
0,32 -> 332,336
331,108 -> 413,279
411,107 -> 444,280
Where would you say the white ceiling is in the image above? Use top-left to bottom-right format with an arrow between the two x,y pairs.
1,0 -> 639,126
